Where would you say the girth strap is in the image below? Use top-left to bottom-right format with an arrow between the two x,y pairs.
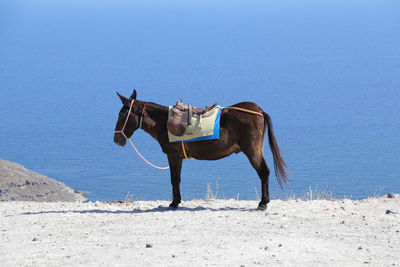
181,141 -> 189,159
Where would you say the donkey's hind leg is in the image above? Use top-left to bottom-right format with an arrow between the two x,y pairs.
243,150 -> 271,210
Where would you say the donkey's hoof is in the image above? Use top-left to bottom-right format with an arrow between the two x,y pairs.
169,202 -> 179,210
257,204 -> 267,211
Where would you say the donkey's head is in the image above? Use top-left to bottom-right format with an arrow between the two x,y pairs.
114,89 -> 143,146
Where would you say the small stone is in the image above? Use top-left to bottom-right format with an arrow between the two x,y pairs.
341,221 -> 345,224
387,192 -> 395,198
146,243 -> 152,248
278,244 -> 282,247
32,237 -> 38,241
264,246 -> 269,250
386,210 -> 398,215
358,246 -> 363,250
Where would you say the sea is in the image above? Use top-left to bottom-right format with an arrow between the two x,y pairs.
1,0 -> 399,202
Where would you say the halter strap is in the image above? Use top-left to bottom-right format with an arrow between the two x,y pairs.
121,99 -> 135,133
139,103 -> 146,129
115,99 -> 146,137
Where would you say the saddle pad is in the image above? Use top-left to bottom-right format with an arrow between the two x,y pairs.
168,106 -> 221,143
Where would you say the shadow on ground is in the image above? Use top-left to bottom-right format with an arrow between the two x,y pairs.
15,205 -> 260,216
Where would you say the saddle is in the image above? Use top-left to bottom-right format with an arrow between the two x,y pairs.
167,99 -> 218,136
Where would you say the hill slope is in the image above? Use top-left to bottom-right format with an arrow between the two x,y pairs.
0,158 -> 87,202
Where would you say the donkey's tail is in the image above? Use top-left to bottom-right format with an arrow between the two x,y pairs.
263,111 -> 289,189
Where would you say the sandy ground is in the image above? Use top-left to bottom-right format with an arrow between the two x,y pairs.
1,197 -> 399,266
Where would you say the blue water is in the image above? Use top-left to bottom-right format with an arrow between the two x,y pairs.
1,0 -> 399,201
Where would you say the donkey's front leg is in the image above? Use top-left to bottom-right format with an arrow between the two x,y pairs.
168,155 -> 183,209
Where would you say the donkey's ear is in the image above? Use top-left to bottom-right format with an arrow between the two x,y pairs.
117,92 -> 129,105
129,89 -> 137,100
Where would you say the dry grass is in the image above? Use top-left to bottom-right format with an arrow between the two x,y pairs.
303,185 -> 335,200
285,185 -> 335,201
124,192 -> 135,202
373,187 -> 385,198
124,184 -> 387,204
207,184 -> 336,202
205,183 -> 217,200
205,180 -> 242,201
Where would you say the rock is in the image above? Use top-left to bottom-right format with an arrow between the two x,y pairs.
0,158 -> 87,202
74,190 -> 88,197
146,243 -> 152,248
386,210 -> 398,215
387,192 -> 400,199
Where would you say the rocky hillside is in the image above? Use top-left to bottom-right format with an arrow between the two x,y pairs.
0,158 -> 87,202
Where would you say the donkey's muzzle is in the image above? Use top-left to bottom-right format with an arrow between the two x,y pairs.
114,133 -> 127,147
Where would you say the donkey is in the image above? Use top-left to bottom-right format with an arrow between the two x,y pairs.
114,90 -> 288,210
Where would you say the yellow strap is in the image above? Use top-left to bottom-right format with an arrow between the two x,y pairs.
224,106 -> 264,116
181,141 -> 189,159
